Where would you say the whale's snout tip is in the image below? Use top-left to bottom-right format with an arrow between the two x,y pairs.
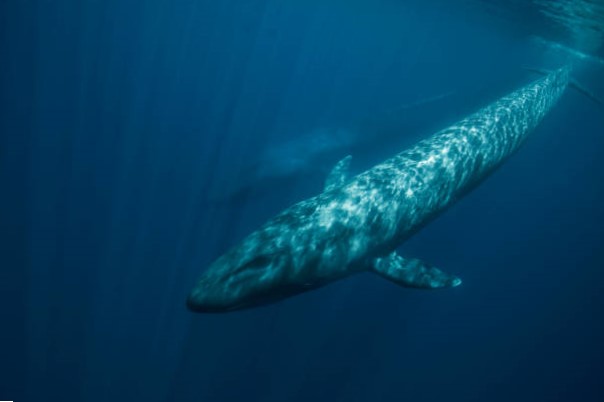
186,286 -> 217,312
186,284 -> 243,313
186,290 -> 202,312
452,277 -> 462,287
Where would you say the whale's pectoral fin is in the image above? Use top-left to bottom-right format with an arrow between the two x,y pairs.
371,253 -> 462,289
324,155 -> 352,192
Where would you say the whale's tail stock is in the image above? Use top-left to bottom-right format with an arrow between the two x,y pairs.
523,65 -> 603,107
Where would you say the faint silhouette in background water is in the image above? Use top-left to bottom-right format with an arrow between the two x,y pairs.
208,91 -> 456,203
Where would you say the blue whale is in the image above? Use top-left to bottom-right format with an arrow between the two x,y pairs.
188,68 -> 570,313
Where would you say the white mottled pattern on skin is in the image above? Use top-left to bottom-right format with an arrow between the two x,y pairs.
188,67 -> 570,312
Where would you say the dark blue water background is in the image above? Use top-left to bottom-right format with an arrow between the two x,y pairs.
1,1 -> 603,401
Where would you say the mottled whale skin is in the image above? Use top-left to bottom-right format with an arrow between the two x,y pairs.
188,68 -> 569,313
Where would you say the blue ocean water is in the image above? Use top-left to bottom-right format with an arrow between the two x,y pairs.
1,0 -> 603,401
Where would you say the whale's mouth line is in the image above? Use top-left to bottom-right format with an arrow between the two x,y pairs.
234,255 -> 273,274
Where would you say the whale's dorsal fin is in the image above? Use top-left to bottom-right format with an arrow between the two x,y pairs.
324,155 -> 352,192
371,252 -> 462,289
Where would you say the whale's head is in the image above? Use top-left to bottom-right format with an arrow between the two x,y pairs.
186,213 -> 320,313
187,194 -> 359,313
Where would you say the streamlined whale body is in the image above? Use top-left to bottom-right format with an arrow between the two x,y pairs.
188,68 -> 570,313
